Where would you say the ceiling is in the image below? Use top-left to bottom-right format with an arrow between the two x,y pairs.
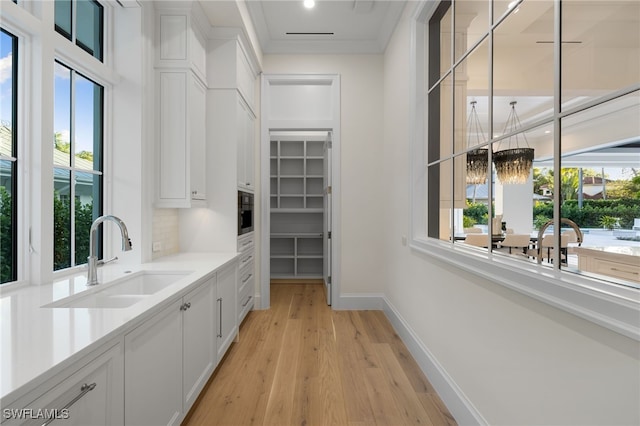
238,0 -> 406,54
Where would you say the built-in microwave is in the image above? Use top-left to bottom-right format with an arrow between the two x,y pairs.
238,191 -> 254,235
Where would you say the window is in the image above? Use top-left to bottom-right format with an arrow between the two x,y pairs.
53,61 -> 104,271
0,29 -> 18,284
419,0 -> 639,287
55,0 -> 104,61
412,0 -> 639,338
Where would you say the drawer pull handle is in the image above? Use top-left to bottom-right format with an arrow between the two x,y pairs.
242,255 -> 253,264
217,298 -> 223,338
242,295 -> 253,307
241,240 -> 252,247
41,383 -> 96,426
242,274 -> 253,284
610,267 -> 638,275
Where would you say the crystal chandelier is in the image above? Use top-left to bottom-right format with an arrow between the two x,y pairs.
465,101 -> 488,185
493,101 -> 534,184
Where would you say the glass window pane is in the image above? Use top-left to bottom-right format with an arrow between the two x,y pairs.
74,172 -> 101,266
439,5 -> 453,78
560,92 -> 640,287
1,29 -> 17,284
54,169 -> 72,271
428,158 -> 460,242
454,0 -> 489,63
493,0 -> 522,24
54,0 -> 72,40
0,160 -> 15,283
75,73 -> 103,171
493,0 -> 554,132
54,62 -> 72,168
454,39 -> 489,155
428,74 -> 453,163
1,30 -> 15,158
76,0 -> 103,61
561,0 -> 640,110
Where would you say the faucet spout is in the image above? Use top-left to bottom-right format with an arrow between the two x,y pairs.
87,215 -> 132,286
536,218 -> 582,264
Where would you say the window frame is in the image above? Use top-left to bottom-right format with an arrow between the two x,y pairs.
409,0 -> 640,341
53,60 -> 105,271
0,0 -> 117,286
0,28 -> 19,284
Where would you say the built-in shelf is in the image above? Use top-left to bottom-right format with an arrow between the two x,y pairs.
270,136 -> 326,279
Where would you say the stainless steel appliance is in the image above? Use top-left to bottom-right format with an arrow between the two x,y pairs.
238,191 -> 254,235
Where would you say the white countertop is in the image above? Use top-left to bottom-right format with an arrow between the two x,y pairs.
575,246 -> 640,257
0,252 -> 238,405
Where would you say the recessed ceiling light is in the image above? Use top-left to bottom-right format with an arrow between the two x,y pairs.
304,0 -> 315,9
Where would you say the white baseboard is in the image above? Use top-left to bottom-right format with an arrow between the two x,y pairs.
382,297 -> 488,426
336,293 -> 385,310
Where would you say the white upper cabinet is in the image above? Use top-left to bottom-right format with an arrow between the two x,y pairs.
208,31 -> 259,192
155,5 -> 208,82
207,32 -> 258,112
237,97 -> 256,191
154,4 -> 208,208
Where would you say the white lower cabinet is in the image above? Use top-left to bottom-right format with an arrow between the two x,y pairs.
125,299 -> 183,426
124,265 -> 237,426
2,343 -> 124,426
183,277 -> 216,410
216,263 -> 237,359
237,232 -> 255,323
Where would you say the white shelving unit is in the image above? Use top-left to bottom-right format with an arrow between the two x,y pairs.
270,136 -> 325,279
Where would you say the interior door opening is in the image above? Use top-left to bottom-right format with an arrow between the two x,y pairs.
268,130 -> 332,305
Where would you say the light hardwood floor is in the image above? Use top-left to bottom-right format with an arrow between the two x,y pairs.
183,282 -> 456,426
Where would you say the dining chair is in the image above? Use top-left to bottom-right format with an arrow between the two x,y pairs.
496,234 -> 531,254
464,227 -> 482,234
464,233 -> 489,248
527,234 -> 569,263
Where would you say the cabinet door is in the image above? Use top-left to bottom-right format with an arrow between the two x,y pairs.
216,263 -> 238,359
190,75 -> 206,201
125,300 -> 183,426
237,98 -> 255,191
3,344 -> 123,426
244,107 -> 255,190
183,277 -> 216,410
237,98 -> 247,189
157,71 -> 189,207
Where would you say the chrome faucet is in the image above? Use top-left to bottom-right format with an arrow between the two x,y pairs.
536,218 -> 583,264
86,215 -> 132,286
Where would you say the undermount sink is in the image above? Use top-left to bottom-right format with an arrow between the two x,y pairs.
102,271 -> 191,296
44,270 -> 192,309
56,294 -> 149,309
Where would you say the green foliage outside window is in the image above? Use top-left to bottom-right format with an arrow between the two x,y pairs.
0,187 -> 13,283
53,191 -> 94,270
533,199 -> 640,229
463,201 -> 489,225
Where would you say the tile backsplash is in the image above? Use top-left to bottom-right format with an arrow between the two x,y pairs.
152,208 -> 179,259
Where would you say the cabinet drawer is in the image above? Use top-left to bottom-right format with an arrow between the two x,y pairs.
238,250 -> 254,271
238,260 -> 254,294
237,233 -> 254,253
2,344 -> 123,426
593,258 -> 640,283
238,274 -> 254,322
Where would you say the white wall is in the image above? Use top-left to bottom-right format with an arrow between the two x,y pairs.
382,3 -> 640,425
262,55 -> 385,294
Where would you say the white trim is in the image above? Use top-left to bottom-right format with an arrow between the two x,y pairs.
336,293 -> 385,310
411,239 -> 640,341
409,0 -> 640,341
260,73 -> 341,309
383,296 -> 487,426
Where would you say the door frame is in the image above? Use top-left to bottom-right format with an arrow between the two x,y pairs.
259,73 -> 341,309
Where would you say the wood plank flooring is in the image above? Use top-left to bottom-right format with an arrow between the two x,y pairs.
183,283 -> 456,426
